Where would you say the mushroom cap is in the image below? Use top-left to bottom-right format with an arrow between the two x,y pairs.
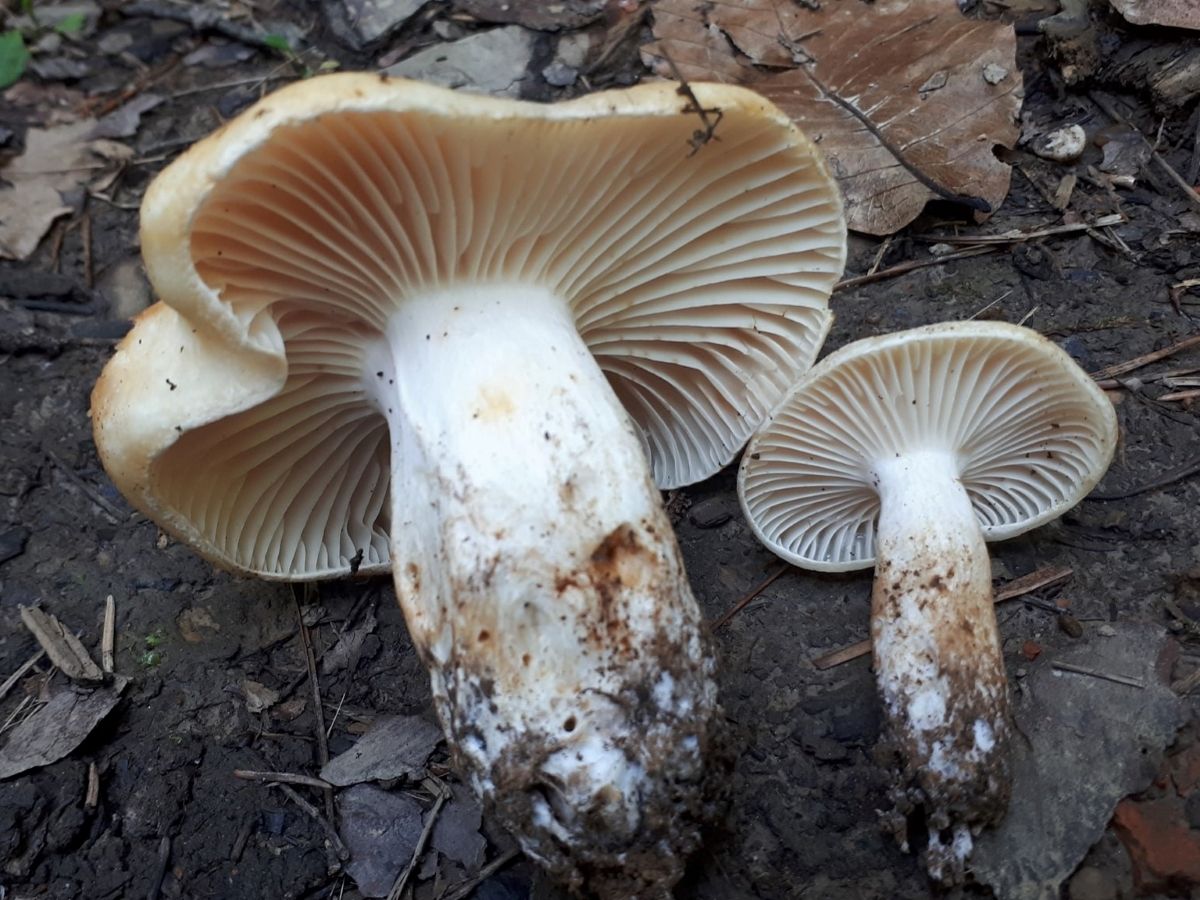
738,321 -> 1118,572
92,73 -> 845,580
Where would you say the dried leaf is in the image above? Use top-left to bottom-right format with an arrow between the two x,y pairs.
643,0 -> 1023,234
338,784 -> 423,897
320,604 -> 377,676
431,785 -> 486,871
0,94 -> 158,260
19,605 -> 104,683
321,715 -> 442,786
0,677 -> 128,780
240,679 -> 280,714
971,622 -> 1183,898
177,606 -> 220,643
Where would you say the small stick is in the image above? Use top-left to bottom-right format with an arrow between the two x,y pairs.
1,695 -> 35,736
1088,453 -> 1200,500
102,594 -> 116,674
85,762 -> 100,809
44,448 -> 125,524
169,73 -> 294,99
1051,660 -> 1144,689
835,246 -> 996,291
0,649 -> 46,704
293,587 -> 335,822
1089,333 -> 1200,381
229,815 -> 254,862
440,848 -> 523,900
813,565 -> 1072,669
385,781 -> 449,900
658,48 -> 723,155
81,211 -> 94,290
711,564 -> 790,631
272,782 -> 350,861
1158,388 -> 1200,403
915,214 -> 1125,246
146,835 -> 171,900
867,235 -> 893,276
1172,667 -> 1200,696
233,769 -> 334,791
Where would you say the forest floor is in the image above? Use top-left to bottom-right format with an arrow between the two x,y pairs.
1,1 -> 1199,899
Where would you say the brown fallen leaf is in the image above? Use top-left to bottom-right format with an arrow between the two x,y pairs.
0,677 -> 128,780
1109,0 -> 1200,30
643,0 -> 1023,235
0,96 -> 159,261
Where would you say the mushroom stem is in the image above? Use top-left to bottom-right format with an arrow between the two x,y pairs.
363,284 -> 719,896
869,450 -> 1012,882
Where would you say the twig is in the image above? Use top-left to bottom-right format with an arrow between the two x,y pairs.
229,815 -> 254,862
292,586 -> 335,822
1158,388 -> 1200,403
1188,107 -> 1200,186
276,586 -> 380,702
85,762 -> 100,809
1089,333 -> 1200,381
711,564 -> 790,631
102,594 -> 115,674
867,235 -> 892,276
43,448 -> 125,524
1088,453 -> 1200,500
233,769 -> 334,791
86,55 -> 182,118
81,211 -> 93,290
1172,666 -> 1200,696
170,72 -> 294,99
272,783 -> 350,862
1090,91 -> 1200,213
813,565 -> 1072,669
836,246 -> 997,291
915,214 -> 1125,245
0,649 -> 46,704
658,49 -> 723,155
794,213 -> 1120,292
146,835 -> 171,900
386,780 -> 449,900
439,848 -> 523,900
0,695 -> 35,736
1051,660 -> 1144,689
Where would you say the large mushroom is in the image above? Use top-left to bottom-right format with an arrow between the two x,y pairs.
738,321 -> 1116,882
91,74 -> 846,895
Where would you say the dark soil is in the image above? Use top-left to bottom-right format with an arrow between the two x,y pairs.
1,2 -> 1199,899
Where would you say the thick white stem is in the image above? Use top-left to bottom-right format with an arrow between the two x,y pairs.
870,451 -> 1011,883
363,284 -> 719,897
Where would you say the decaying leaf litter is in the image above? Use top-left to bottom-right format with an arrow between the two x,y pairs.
1,0 -> 1199,898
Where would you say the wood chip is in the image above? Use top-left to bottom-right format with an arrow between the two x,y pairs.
19,606 -> 104,682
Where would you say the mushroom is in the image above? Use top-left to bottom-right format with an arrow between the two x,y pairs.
737,321 -> 1116,881
91,74 -> 846,895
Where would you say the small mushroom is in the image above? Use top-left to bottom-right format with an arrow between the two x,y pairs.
738,321 -> 1116,882
91,74 -> 846,895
